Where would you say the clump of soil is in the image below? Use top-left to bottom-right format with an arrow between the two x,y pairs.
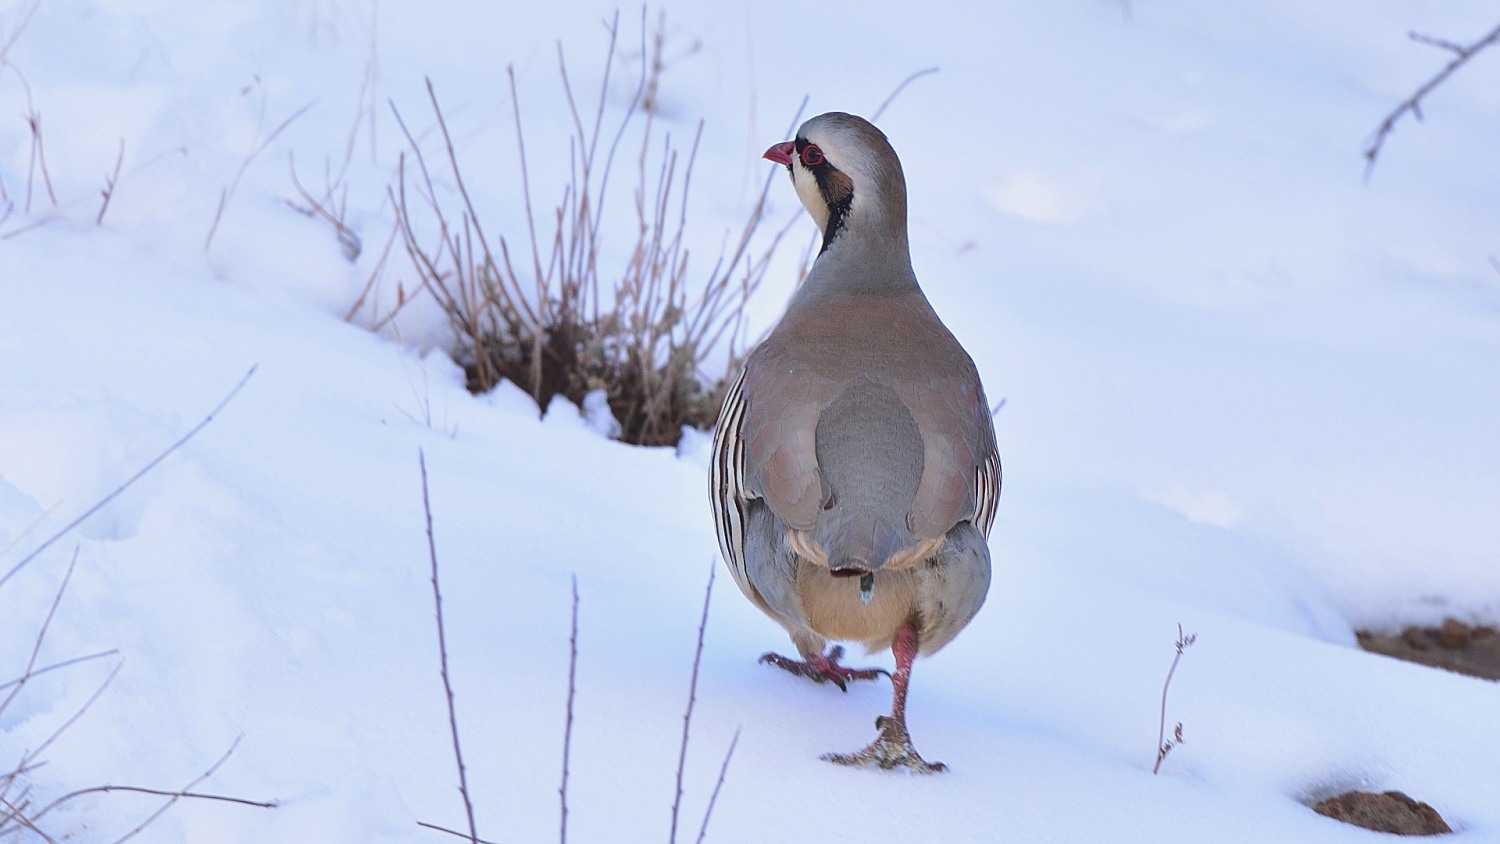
1356,618 -> 1500,682
1313,790 -> 1451,836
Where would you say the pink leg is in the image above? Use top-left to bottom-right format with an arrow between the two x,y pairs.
760,645 -> 889,692
822,621 -> 947,773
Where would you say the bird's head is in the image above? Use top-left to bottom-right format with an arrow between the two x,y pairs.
764,112 -> 908,254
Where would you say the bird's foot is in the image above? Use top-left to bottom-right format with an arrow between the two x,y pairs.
759,646 -> 889,692
821,715 -> 947,774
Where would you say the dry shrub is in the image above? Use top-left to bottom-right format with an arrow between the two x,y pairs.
392,11 -> 791,446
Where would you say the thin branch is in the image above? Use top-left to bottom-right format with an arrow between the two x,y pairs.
872,66 -> 940,122
1363,20 -> 1500,178
0,549 -> 78,719
415,79 -> 540,330
559,575 -> 579,844
0,649 -> 120,694
0,365 -> 258,591
0,0 -> 41,63
669,561 -> 716,844
693,728 -> 740,844
109,737 -> 249,843
420,450 -> 480,844
44,784 -> 276,811
205,96 -> 317,251
0,792 -> 56,844
31,737 -> 277,837
23,659 -> 123,773
1408,31 -> 1468,57
288,152 -> 362,261
7,68 -> 56,212
0,500 -> 55,559
2,145 -> 188,241
1152,624 -> 1197,775
417,820 -> 503,844
96,138 -> 126,226
343,217 -> 403,326
25,108 -> 57,209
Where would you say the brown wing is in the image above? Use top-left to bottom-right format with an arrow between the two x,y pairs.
737,343 -> 840,531
709,348 -> 837,604
895,359 -> 1000,540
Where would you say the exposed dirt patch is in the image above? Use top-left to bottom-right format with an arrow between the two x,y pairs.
1313,790 -> 1451,836
1356,618 -> 1500,682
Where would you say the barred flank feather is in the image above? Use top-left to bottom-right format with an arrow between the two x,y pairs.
973,450 -> 1001,538
709,368 -> 754,600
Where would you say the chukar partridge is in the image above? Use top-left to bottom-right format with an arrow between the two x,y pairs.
710,112 -> 1000,773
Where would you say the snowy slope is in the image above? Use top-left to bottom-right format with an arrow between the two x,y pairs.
3,1 -> 1499,841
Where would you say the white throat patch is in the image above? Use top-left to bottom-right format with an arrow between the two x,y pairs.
791,162 -> 830,234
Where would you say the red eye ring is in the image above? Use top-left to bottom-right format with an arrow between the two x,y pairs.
800,144 -> 825,167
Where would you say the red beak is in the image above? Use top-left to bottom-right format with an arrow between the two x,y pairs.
763,141 -> 795,166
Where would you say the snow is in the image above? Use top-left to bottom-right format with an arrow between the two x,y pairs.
3,0 -> 1500,841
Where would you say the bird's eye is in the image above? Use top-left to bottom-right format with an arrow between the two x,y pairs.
800,144 -> 825,167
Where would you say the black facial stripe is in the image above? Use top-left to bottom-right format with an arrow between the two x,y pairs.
795,139 -> 853,254
818,174 -> 852,255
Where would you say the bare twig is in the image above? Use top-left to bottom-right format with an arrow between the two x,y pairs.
342,217 -> 403,326
2,144 -> 187,241
1,652 -> 118,842
96,138 -> 126,225
872,66 -> 940,122
559,575 -> 579,844
0,0 -> 42,64
0,503 -> 58,560
0,550 -> 93,835
0,792 -> 55,844
388,78 -> 541,375
693,728 -> 740,844
0,549 -> 78,719
0,365 -> 258,591
22,659 -> 123,777
419,450 -> 481,844
205,93 -> 317,251
0,1 -> 39,211
111,737 -> 249,843
42,783 -> 276,811
0,649 -> 120,694
1363,20 -> 1500,178
5,68 -> 57,212
504,66 -> 548,353
1152,624 -> 1197,775
28,736 -> 276,841
1408,31 -> 1468,57
27,112 -> 55,208
669,561 -> 715,844
287,153 -> 362,261
417,820 -> 503,844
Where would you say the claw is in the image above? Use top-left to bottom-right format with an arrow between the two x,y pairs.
817,620 -> 948,773
821,715 -> 947,774
759,645 -> 889,692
